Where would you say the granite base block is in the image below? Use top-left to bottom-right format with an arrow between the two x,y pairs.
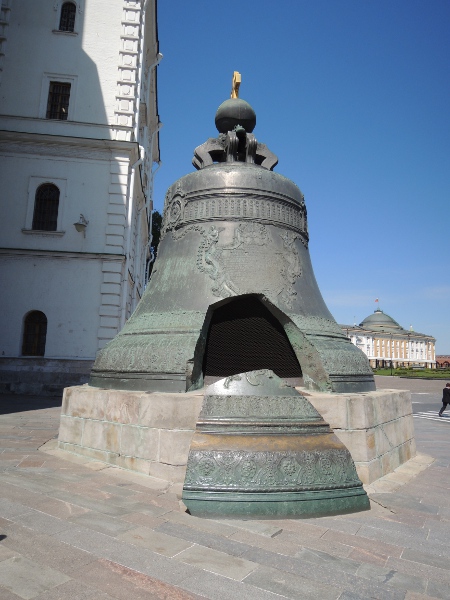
58,385 -> 204,483
58,385 -> 415,485
300,388 -> 415,484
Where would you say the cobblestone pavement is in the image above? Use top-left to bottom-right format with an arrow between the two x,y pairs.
0,377 -> 449,600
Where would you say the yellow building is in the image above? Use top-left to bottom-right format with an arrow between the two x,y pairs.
341,310 -> 436,369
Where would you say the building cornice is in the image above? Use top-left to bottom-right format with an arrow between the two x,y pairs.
0,129 -> 141,163
0,114 -> 132,135
0,114 -> 136,141
341,324 -> 435,343
0,248 -> 125,261
0,127 -> 137,152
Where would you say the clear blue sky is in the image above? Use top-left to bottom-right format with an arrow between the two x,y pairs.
154,0 -> 450,354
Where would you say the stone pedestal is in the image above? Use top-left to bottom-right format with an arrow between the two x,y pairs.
302,388 -> 416,483
58,385 -> 415,485
58,385 -> 203,483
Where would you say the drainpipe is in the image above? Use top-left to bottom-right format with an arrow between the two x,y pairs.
146,123 -> 163,215
146,52 -> 163,108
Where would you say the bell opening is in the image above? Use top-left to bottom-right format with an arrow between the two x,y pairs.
200,294 -> 303,387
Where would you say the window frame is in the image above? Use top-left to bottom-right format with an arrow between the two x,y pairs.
21,311 -> 48,357
46,81 -> 71,120
39,73 -> 77,121
52,0 -> 82,35
23,176 -> 67,235
32,183 -> 61,231
58,1 -> 77,33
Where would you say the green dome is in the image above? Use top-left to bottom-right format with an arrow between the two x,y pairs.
359,309 -> 402,330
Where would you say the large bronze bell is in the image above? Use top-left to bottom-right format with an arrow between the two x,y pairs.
90,76 -> 375,395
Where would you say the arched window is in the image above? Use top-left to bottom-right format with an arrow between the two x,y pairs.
32,184 -> 60,231
59,2 -> 76,32
22,311 -> 47,357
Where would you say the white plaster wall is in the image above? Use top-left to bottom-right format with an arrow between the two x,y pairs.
0,0 -> 158,368
0,149 -> 118,252
0,0 -> 123,126
81,0 -> 125,124
0,254 -> 105,358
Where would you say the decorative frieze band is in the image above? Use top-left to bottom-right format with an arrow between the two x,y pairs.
163,192 -> 308,242
184,448 -> 361,492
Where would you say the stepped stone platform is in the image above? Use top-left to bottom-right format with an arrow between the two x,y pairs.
304,388 -> 415,483
58,385 -> 415,485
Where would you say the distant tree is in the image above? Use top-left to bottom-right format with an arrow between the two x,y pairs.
147,210 -> 162,280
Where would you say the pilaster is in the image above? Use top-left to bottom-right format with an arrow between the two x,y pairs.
0,0 -> 12,84
114,0 -> 144,141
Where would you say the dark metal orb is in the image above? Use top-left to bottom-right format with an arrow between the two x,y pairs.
215,98 -> 256,133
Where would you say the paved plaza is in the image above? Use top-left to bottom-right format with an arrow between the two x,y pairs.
0,377 -> 449,600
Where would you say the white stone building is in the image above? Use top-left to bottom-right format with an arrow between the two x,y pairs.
0,0 -> 161,394
342,310 -> 436,370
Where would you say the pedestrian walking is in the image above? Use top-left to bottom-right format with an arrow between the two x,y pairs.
439,382 -> 450,416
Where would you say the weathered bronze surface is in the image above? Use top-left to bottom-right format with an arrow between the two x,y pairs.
89,80 -> 375,394
182,370 -> 370,518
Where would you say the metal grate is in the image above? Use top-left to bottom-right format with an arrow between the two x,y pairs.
32,184 -> 60,231
46,82 -> 71,120
203,296 -> 302,378
22,311 -> 47,357
59,2 -> 76,32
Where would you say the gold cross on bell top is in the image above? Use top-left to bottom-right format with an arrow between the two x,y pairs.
231,71 -> 241,99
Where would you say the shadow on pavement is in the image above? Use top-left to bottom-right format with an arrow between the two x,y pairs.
0,395 -> 62,415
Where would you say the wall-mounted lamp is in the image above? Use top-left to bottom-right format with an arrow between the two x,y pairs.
74,214 -> 89,237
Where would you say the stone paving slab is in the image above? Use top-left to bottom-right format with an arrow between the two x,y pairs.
118,526 -> 194,557
1,383 -> 450,599
68,559 -> 204,600
0,555 -> 70,599
294,547 -> 361,575
356,562 -> 427,595
241,545 -> 407,600
163,509 -> 241,537
320,527 -> 404,558
178,570 -> 290,600
215,519 -> 283,538
51,524 -> 204,586
155,521 -> 253,558
227,527 -> 303,557
173,544 -> 258,581
274,526 -> 355,559
0,498 -> 33,520
14,508 -> 74,536
1,523 -> 97,577
244,565 -> 342,600
28,578 -> 115,600
386,556 -> 450,588
400,548 -> 450,572
67,511 -> 136,537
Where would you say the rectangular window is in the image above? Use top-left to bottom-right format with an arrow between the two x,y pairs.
46,82 -> 71,120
